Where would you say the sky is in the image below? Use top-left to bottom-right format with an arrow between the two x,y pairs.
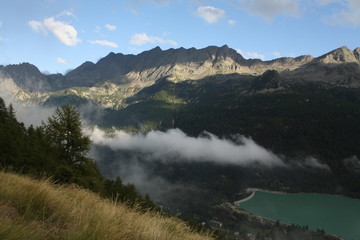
0,0 -> 359,74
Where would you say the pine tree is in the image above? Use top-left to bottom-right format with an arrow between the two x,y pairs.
43,105 -> 90,165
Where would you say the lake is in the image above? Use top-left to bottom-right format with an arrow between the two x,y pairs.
239,191 -> 360,240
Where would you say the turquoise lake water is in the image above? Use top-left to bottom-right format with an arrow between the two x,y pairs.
240,191 -> 360,240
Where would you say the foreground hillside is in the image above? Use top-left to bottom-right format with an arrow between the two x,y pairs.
0,171 -> 213,240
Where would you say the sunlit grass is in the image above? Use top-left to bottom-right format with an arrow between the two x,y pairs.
0,171 -> 213,240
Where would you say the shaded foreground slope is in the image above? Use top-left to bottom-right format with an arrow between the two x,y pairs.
0,171 -> 213,240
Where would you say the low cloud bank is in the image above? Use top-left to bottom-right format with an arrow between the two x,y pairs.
90,127 -> 285,167
89,127 -> 332,205
90,127 -> 333,172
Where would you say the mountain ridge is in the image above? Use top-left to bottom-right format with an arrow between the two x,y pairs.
1,45 -> 359,109
0,45 -> 358,92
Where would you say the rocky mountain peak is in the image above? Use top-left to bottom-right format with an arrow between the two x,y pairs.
5,62 -> 42,75
150,46 -> 162,52
317,46 -> 359,64
203,44 -> 245,63
3,63 -> 49,91
251,70 -> 283,90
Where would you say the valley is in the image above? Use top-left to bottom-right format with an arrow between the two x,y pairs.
1,45 -> 360,240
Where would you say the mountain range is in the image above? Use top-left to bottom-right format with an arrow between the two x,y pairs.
0,45 -> 360,108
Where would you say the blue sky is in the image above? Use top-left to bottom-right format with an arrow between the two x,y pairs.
0,0 -> 359,74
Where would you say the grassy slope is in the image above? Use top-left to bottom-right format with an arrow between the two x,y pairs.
0,171 -> 213,240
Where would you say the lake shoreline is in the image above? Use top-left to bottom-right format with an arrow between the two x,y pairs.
233,189 -> 359,240
234,188 -> 288,206
235,188 -> 356,204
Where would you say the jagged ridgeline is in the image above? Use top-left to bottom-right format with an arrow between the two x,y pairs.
1,45 -> 359,107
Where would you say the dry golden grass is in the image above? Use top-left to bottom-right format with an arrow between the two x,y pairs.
0,171 -> 214,240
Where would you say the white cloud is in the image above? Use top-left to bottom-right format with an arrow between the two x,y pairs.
28,17 -> 80,46
228,19 -> 237,25
90,128 -> 285,167
196,6 -> 226,23
0,21 -> 2,28
237,0 -> 299,21
28,20 -> 46,33
237,49 -> 265,60
105,24 -> 117,31
273,51 -> 282,58
89,40 -> 118,48
130,33 -> 177,46
56,57 -> 68,64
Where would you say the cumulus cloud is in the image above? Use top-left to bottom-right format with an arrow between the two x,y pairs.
56,57 -> 68,64
29,17 -> 80,46
90,128 -> 284,167
236,0 -> 299,20
196,6 -> 225,23
237,49 -> 265,60
28,20 -> 46,33
89,40 -> 118,48
104,24 -> 117,31
130,33 -> 177,46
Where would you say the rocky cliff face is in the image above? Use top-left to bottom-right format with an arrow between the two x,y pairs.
0,63 -> 50,91
286,46 -> 360,86
316,46 -> 360,64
